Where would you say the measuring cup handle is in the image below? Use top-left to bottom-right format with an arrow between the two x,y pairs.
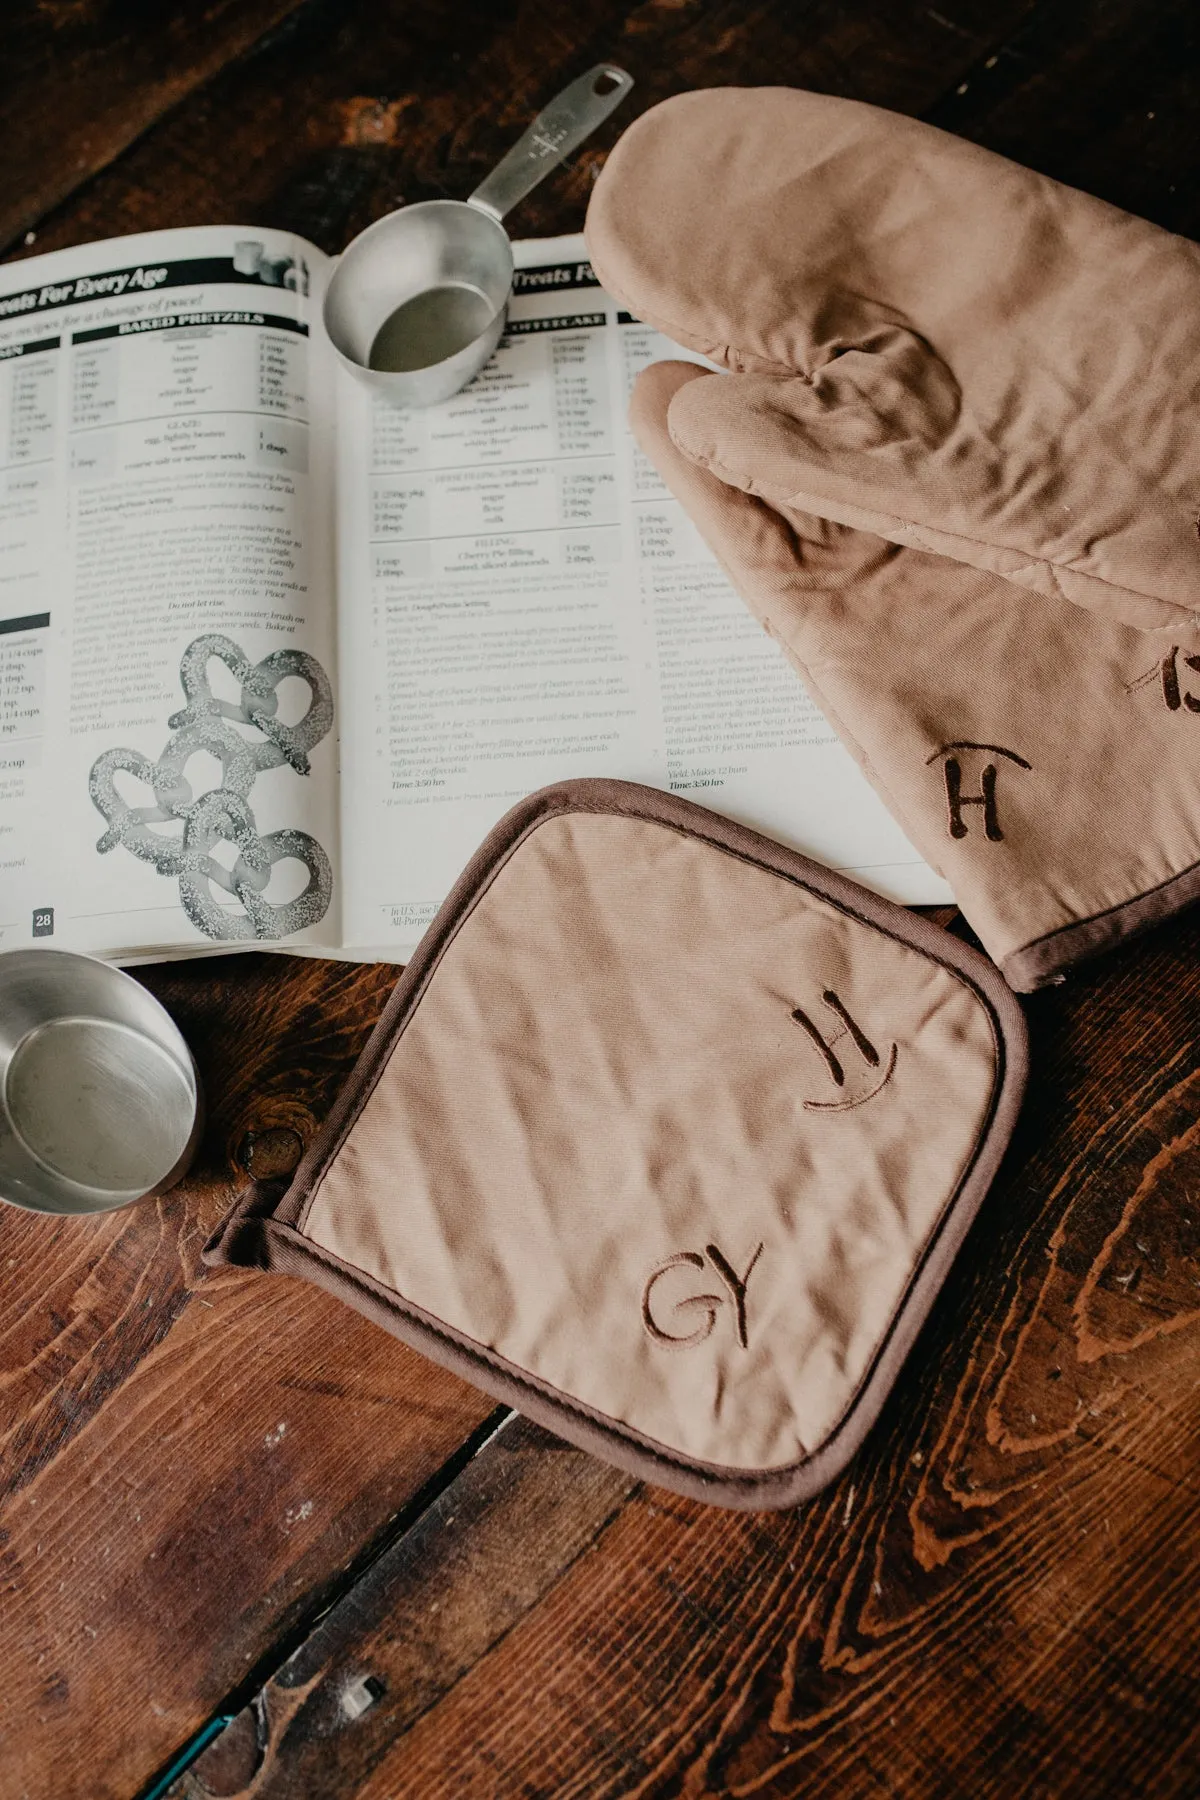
467,65 -> 634,222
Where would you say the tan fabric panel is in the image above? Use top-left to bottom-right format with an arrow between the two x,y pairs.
302,809 -> 1000,1471
586,89 -> 1200,988
627,359 -> 1200,988
586,86 -> 1200,633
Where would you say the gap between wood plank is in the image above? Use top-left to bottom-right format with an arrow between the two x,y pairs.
133,1405 -> 513,1800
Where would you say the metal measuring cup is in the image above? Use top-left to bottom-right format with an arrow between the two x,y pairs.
322,64 -> 634,406
0,949 -> 201,1215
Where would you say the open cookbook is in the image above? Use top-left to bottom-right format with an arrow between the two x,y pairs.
0,225 -> 950,963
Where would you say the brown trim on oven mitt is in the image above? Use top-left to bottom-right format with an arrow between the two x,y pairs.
585,88 -> 1200,990
205,781 -> 1026,1510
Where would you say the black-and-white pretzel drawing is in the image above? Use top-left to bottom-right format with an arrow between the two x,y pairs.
90,721 -> 260,872
177,792 -> 333,942
88,633 -> 335,943
169,634 -> 334,776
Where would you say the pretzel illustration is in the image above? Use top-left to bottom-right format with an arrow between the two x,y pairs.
169,634 -> 334,775
90,721 -> 260,871
89,633 -> 335,942
177,793 -> 333,942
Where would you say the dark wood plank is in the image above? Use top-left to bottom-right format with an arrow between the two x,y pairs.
177,1416 -> 635,1798
0,0 -> 309,256
0,954 -> 497,1800
924,0 -> 1200,235
175,917 -> 1200,1800
5,0 -> 1047,267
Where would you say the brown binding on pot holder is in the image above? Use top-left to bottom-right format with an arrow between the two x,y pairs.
204,780 -> 1027,1509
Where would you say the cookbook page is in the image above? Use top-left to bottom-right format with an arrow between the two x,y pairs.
335,234 -> 950,954
0,226 -> 341,961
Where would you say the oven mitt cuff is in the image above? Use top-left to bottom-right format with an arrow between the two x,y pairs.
205,781 -> 1026,1510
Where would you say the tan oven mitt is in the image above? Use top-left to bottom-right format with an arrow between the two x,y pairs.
586,88 -> 1200,990
206,781 -> 1025,1510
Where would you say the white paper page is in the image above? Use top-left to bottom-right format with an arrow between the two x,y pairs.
0,226 -> 341,961
335,234 -> 950,955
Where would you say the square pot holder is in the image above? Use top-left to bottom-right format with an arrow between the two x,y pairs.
205,779 -> 1026,1509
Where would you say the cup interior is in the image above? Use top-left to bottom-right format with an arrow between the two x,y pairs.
8,1017 -> 195,1194
324,201 -> 514,373
0,950 -> 200,1214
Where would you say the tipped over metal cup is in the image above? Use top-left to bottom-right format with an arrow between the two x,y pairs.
0,950 -> 201,1215
323,63 -> 633,406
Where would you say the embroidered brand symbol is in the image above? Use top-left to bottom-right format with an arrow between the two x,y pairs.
641,1241 -> 763,1350
926,742 -> 1031,842
791,989 -> 897,1112
1161,647 -> 1200,713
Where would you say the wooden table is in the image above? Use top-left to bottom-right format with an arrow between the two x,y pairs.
3,4 -> 1199,1795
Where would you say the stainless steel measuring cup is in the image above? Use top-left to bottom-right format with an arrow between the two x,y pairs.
0,948 -> 201,1215
322,64 -> 633,406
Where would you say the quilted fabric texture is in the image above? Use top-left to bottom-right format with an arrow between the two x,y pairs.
586,87 -> 1200,988
206,783 -> 1026,1508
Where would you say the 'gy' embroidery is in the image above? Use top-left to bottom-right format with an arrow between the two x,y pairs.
642,1242 -> 763,1350
791,988 -> 897,1112
926,741 -> 1031,842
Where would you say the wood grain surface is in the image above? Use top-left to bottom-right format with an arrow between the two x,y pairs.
0,955 -> 497,1799
0,2 -> 306,256
1,1 -> 1199,1797
171,919 -> 1200,1800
